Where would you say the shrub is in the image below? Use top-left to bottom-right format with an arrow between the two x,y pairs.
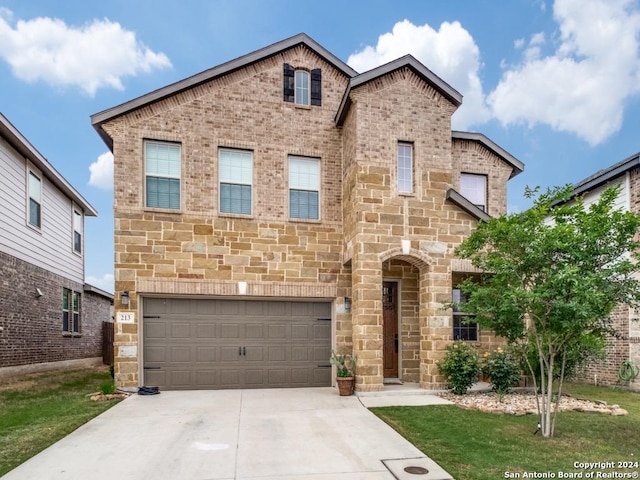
100,380 -> 116,395
483,347 -> 521,400
437,341 -> 481,395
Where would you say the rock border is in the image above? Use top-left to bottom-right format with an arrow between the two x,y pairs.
438,391 -> 628,416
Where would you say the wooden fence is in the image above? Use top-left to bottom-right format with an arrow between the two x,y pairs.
102,321 -> 114,365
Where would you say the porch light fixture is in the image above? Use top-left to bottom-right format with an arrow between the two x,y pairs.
121,291 -> 129,306
401,239 -> 411,255
344,296 -> 351,312
238,281 -> 248,295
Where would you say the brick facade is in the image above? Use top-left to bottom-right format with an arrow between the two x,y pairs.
93,34 -> 523,391
0,251 -> 108,368
569,163 -> 640,391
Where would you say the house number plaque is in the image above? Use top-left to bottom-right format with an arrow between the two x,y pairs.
117,312 -> 135,323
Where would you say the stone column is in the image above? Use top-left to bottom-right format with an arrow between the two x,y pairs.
351,251 -> 384,392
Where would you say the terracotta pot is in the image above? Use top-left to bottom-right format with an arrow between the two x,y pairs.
336,376 -> 355,396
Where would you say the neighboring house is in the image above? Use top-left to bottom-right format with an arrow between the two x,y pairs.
0,113 -> 113,372
558,153 -> 640,391
91,33 -> 524,392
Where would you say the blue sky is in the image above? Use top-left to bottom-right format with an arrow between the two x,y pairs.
1,0 -> 639,293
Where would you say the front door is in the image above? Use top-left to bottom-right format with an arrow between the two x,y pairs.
382,281 -> 399,378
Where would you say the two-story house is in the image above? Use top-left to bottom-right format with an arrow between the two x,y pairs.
92,33 -> 523,392
0,113 -> 113,373
558,153 -> 640,391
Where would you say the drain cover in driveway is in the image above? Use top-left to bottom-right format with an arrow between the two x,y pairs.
382,457 -> 453,480
405,465 -> 429,474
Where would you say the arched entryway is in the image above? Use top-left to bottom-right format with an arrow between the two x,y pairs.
380,248 -> 432,385
350,245 -> 442,392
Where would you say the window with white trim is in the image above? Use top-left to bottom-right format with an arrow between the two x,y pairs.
62,289 -> 80,334
295,70 -> 310,106
460,173 -> 487,212
452,287 -> 478,341
397,142 -> 413,194
289,156 -> 320,220
73,207 -> 83,254
28,170 -> 42,228
145,141 -> 181,209
219,149 -> 253,215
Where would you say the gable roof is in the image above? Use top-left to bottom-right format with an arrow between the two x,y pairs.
570,151 -> 640,198
0,112 -> 97,217
335,54 -> 463,126
452,131 -> 524,179
91,33 -> 358,150
446,187 -> 491,222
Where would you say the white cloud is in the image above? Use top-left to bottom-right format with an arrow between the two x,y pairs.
86,273 -> 114,293
488,0 -> 640,145
0,9 -> 171,95
89,151 -> 114,189
347,19 -> 490,129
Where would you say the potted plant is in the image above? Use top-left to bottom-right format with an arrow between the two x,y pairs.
330,349 -> 356,396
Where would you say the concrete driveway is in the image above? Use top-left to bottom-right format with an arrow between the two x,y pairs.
3,387 -> 453,480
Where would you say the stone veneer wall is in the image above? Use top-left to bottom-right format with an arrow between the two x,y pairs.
104,46 -> 514,390
340,67 -> 512,391
0,251 -> 104,367
105,48 -> 351,388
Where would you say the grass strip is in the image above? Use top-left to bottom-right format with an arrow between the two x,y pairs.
0,366 -> 123,476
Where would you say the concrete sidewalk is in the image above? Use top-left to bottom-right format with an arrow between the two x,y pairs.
3,387 -> 454,480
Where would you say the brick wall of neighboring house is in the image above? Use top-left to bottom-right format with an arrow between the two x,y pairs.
0,251 -> 105,368
575,304 -> 630,386
572,166 -> 640,390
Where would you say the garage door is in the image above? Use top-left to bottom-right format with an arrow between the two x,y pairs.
142,298 -> 332,390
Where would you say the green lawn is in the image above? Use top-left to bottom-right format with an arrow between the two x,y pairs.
0,366 -> 123,476
372,383 -> 640,480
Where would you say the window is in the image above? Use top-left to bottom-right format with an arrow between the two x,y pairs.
289,156 -> 320,220
460,173 -> 487,212
283,64 -> 321,106
62,289 -> 80,334
452,287 -> 478,341
295,70 -> 310,106
145,141 -> 181,209
397,142 -> 413,194
219,149 -> 252,215
28,170 -> 42,228
73,208 -> 82,254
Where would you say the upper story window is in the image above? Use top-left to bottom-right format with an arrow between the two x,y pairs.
145,140 -> 181,210
73,207 -> 83,254
460,173 -> 487,212
283,64 -> 322,106
295,70 -> 310,106
28,170 -> 42,228
219,149 -> 253,215
397,142 -> 413,194
452,287 -> 478,341
289,156 -> 320,220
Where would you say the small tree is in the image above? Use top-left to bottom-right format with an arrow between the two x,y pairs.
455,185 -> 640,437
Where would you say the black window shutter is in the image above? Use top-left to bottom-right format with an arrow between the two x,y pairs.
283,63 -> 295,102
311,68 -> 322,106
